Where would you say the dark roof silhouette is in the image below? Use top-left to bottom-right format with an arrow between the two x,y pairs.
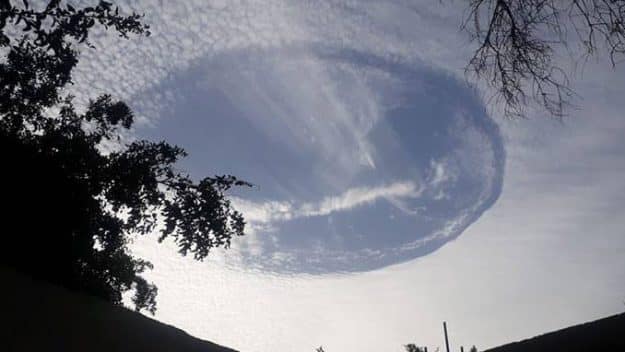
0,267 -> 237,352
485,311 -> 625,352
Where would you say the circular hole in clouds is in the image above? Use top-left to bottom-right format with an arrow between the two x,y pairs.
137,45 -> 505,274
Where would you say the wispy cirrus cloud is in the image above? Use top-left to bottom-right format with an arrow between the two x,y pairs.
235,180 -> 422,227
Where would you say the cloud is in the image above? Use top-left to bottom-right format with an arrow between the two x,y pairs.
109,1 -> 625,352
301,181 -> 421,217
36,0 -> 506,277
234,180 -> 421,226
66,0 -> 474,118
130,62 -> 625,350
130,45 -> 505,274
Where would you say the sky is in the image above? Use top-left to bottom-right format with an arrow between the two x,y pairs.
65,0 -> 625,351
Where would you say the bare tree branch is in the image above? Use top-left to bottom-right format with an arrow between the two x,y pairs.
464,0 -> 625,118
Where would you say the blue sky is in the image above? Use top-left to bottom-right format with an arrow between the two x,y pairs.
67,0 -> 625,351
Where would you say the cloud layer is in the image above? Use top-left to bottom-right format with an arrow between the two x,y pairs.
54,0 -> 507,273
59,1 -> 625,351
130,45 -> 505,273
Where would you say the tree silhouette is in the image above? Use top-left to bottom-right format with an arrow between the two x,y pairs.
464,0 -> 625,118
405,343 -> 426,352
0,0 -> 250,314
314,342 -> 442,351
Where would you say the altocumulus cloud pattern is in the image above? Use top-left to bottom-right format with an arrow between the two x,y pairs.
68,0 -> 505,274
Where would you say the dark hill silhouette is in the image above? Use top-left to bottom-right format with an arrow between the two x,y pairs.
0,267 -> 237,352
485,312 -> 625,352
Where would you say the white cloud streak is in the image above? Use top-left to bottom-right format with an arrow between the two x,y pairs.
234,181 -> 421,227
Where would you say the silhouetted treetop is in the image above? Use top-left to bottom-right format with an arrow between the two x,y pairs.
0,0 -> 249,314
405,343 -> 427,352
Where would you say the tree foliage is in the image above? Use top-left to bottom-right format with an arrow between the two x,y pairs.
0,0 -> 249,314
464,0 -> 625,118
405,343 -> 427,352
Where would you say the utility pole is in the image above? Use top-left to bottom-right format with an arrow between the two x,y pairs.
443,322 -> 451,352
